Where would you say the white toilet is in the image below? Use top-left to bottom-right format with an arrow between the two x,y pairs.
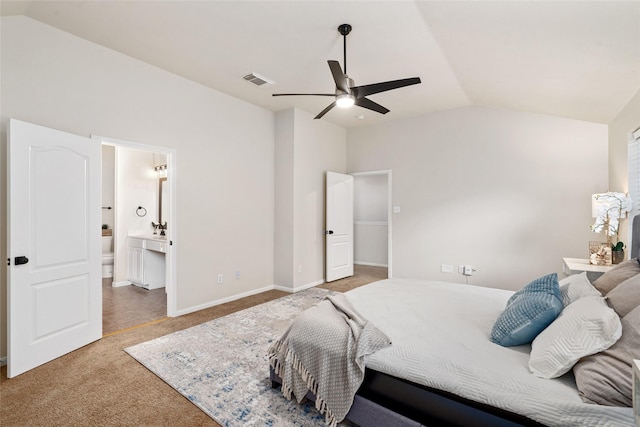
101,236 -> 114,278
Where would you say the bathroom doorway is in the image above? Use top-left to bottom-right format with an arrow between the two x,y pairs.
96,135 -> 177,334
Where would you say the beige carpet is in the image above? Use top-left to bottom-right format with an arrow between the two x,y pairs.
0,266 -> 387,427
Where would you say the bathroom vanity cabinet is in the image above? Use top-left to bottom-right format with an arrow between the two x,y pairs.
127,236 -> 166,290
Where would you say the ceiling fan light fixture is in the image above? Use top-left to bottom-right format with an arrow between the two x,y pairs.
336,93 -> 355,108
272,23 -> 421,120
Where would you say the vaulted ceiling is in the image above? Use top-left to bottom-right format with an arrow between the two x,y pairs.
2,1 -> 639,128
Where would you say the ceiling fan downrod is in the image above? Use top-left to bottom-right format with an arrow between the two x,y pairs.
338,24 -> 352,75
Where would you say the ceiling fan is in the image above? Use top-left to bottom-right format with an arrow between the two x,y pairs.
272,24 -> 422,119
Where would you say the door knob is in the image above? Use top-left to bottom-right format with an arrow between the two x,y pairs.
15,256 -> 29,265
325,230 -> 334,235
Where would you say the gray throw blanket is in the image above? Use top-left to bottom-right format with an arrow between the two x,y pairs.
268,293 -> 391,427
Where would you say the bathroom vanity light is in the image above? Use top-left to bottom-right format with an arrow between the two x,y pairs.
154,164 -> 167,178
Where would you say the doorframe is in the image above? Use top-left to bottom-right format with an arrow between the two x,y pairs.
91,135 -> 178,317
350,169 -> 392,278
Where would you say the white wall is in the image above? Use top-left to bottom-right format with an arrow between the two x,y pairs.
274,108 -> 347,290
354,222 -> 388,267
113,147 -> 159,284
354,174 -> 388,221
101,145 -> 115,230
0,16 -> 275,356
274,110 -> 295,288
608,89 -> 640,248
354,174 -> 388,266
293,109 -> 347,288
347,106 -> 609,290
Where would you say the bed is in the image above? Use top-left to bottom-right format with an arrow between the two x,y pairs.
269,219 -> 640,427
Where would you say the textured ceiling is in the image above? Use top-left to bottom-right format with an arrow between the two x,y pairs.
2,1 -> 639,128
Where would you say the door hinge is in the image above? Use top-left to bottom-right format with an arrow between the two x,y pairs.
6,258 -> 9,266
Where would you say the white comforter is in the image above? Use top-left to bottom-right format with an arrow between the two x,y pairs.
345,279 -> 635,427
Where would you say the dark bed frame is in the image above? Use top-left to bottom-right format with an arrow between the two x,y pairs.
270,367 -> 545,427
270,216 -> 640,427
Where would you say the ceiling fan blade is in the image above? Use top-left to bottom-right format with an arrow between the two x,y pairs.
352,77 -> 421,98
314,101 -> 337,119
328,60 -> 349,93
272,93 -> 335,97
354,97 -> 389,115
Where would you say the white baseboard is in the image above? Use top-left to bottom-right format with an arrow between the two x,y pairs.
112,280 -> 132,288
174,285 -> 276,316
274,279 -> 324,294
171,279 -> 325,317
354,261 -> 388,268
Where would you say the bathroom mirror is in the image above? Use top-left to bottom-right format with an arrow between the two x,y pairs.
159,177 -> 168,226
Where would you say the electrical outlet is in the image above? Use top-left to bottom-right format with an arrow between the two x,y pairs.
298,265 -> 302,273
462,265 -> 476,276
441,264 -> 453,274
217,274 -> 223,284
235,271 -> 240,280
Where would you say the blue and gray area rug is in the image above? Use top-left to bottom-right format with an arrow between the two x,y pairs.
126,288 -> 345,427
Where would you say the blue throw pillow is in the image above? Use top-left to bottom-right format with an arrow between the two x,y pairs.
490,273 -> 563,347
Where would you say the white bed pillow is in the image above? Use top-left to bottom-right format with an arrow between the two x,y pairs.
558,272 -> 601,307
529,296 -> 622,378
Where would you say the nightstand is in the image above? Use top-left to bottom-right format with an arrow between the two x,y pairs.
562,258 -> 614,281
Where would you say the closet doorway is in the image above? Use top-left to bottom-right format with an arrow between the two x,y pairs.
96,135 -> 177,334
352,170 -> 392,278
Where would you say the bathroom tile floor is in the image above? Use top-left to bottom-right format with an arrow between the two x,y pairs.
102,278 -> 167,335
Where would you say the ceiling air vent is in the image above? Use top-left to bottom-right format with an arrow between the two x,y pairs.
243,72 -> 274,87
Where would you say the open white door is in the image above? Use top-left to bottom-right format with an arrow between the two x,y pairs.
8,119 -> 102,377
325,171 -> 354,282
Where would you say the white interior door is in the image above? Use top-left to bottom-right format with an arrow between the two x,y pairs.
326,171 -> 354,282
8,119 -> 102,377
